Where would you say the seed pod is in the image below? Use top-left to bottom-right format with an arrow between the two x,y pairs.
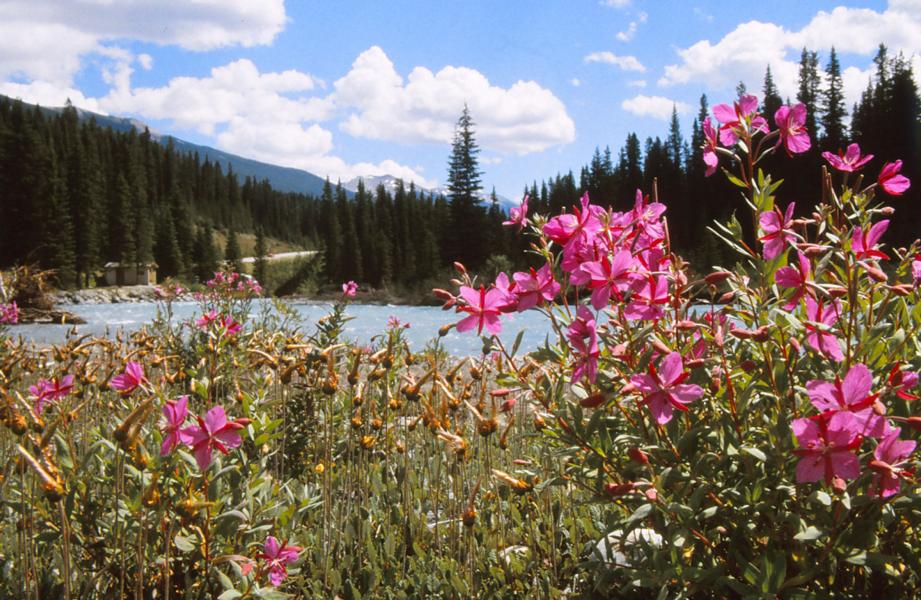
704,271 -> 732,285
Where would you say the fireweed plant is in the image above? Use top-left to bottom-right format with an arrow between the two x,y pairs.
443,94 -> 921,597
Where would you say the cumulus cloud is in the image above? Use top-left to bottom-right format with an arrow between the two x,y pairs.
333,46 -> 575,155
659,1 -> 921,110
584,52 -> 646,72
0,0 -> 286,86
600,0 -> 631,8
621,95 -> 690,120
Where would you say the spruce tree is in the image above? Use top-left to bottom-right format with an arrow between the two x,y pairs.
797,48 -> 821,145
820,47 -> 848,152
254,226 -> 268,286
224,228 -> 243,273
446,104 -> 485,267
762,65 -> 783,125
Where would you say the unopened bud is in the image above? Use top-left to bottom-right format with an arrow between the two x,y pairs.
685,358 -> 705,369
628,447 -> 649,466
644,488 -> 658,502
453,262 -> 467,275
752,325 -> 771,343
880,206 -> 895,216
490,388 -> 511,397
827,286 -> 848,298
651,339 -> 671,355
580,393 -> 606,408
676,320 -> 699,330
604,482 -> 635,497
432,288 -> 454,302
904,416 -> 921,431
866,265 -> 888,282
704,271 -> 732,285
739,360 -> 758,373
888,284 -> 913,297
718,291 -> 735,304
789,337 -> 802,354
439,324 -> 453,337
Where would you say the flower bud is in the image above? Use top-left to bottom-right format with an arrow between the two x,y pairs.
685,358 -> 705,369
904,416 -> 921,431
718,291 -> 735,304
628,447 -> 649,466
865,265 -> 888,282
432,288 -> 454,302
652,339 -> 671,355
888,284 -> 913,297
827,286 -> 848,298
453,262 -> 467,275
739,360 -> 758,373
580,393 -> 606,408
490,388 -> 511,397
644,488 -> 658,502
880,206 -> 895,216
676,320 -> 700,331
704,271 -> 732,285
604,482 -> 635,497
439,324 -> 453,337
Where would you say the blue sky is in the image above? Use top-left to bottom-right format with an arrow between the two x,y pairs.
1,0 -> 914,199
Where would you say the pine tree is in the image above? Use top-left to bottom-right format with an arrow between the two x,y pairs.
254,226 -> 268,286
797,48 -> 821,145
762,65 -> 783,125
321,178 -> 342,282
820,47 -> 848,152
224,227 -> 242,273
446,104 -> 485,267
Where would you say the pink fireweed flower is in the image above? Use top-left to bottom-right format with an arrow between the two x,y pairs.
456,285 -> 505,335
804,298 -> 844,362
492,272 -> 518,312
219,314 -> 242,336
628,189 -> 667,248
582,250 -> 636,310
109,361 -> 147,395
631,352 -> 703,425
759,202 -> 796,260
702,117 -> 719,177
888,364 -> 919,401
852,220 -> 890,262
29,375 -> 74,415
195,310 -> 219,329
807,364 -> 889,439
512,265 -> 560,311
182,405 -> 247,471
878,160 -> 911,196
342,280 -> 358,297
773,104 -> 811,155
774,251 -> 811,310
792,411 -> 862,485
543,193 -> 605,272
567,305 -> 600,384
503,194 -> 529,231
712,94 -> 769,147
160,396 -> 192,456
625,275 -> 669,321
822,143 -> 873,172
259,536 -> 302,586
913,255 -> 921,288
0,301 -> 18,324
870,428 -> 916,498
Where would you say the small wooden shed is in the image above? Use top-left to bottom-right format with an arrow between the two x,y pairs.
103,262 -> 157,286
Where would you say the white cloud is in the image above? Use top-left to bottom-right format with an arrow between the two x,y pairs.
600,0 -> 631,8
660,1 -> 921,111
627,79 -> 647,88
617,22 -> 638,42
0,0 -> 286,86
621,95 -> 690,120
584,51 -> 646,72
138,54 -> 153,71
333,46 -> 575,155
570,78 -> 582,87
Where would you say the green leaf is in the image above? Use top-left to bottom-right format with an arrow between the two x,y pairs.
794,526 -> 823,542
627,503 -> 653,524
174,533 -> 196,553
741,446 -> 767,462
218,591 -> 242,600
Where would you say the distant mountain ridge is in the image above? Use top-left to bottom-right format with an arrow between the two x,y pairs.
5,95 -> 514,207
7,96 -> 333,197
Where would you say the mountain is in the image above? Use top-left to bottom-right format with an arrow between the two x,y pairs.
8,96 -> 332,197
344,174 -> 516,209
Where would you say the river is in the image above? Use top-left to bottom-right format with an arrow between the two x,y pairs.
7,301 -> 555,356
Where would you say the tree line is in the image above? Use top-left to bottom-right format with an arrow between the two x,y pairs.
0,97 -> 516,290
524,45 -> 921,269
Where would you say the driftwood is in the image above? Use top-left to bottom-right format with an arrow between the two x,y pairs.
2,265 -> 86,325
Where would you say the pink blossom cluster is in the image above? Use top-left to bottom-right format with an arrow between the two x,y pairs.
793,364 -> 917,496
159,397 -> 249,471
342,280 -> 358,297
0,301 -> 18,324
29,374 -> 75,415
205,271 -> 263,298
109,361 -> 148,396
195,310 -> 243,336
257,536 -> 303,586
154,282 -> 185,300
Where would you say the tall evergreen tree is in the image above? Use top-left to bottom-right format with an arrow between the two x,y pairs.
797,48 -> 821,145
446,104 -> 485,267
224,227 -> 242,273
820,47 -> 848,151
762,65 -> 783,125
254,226 -> 268,286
